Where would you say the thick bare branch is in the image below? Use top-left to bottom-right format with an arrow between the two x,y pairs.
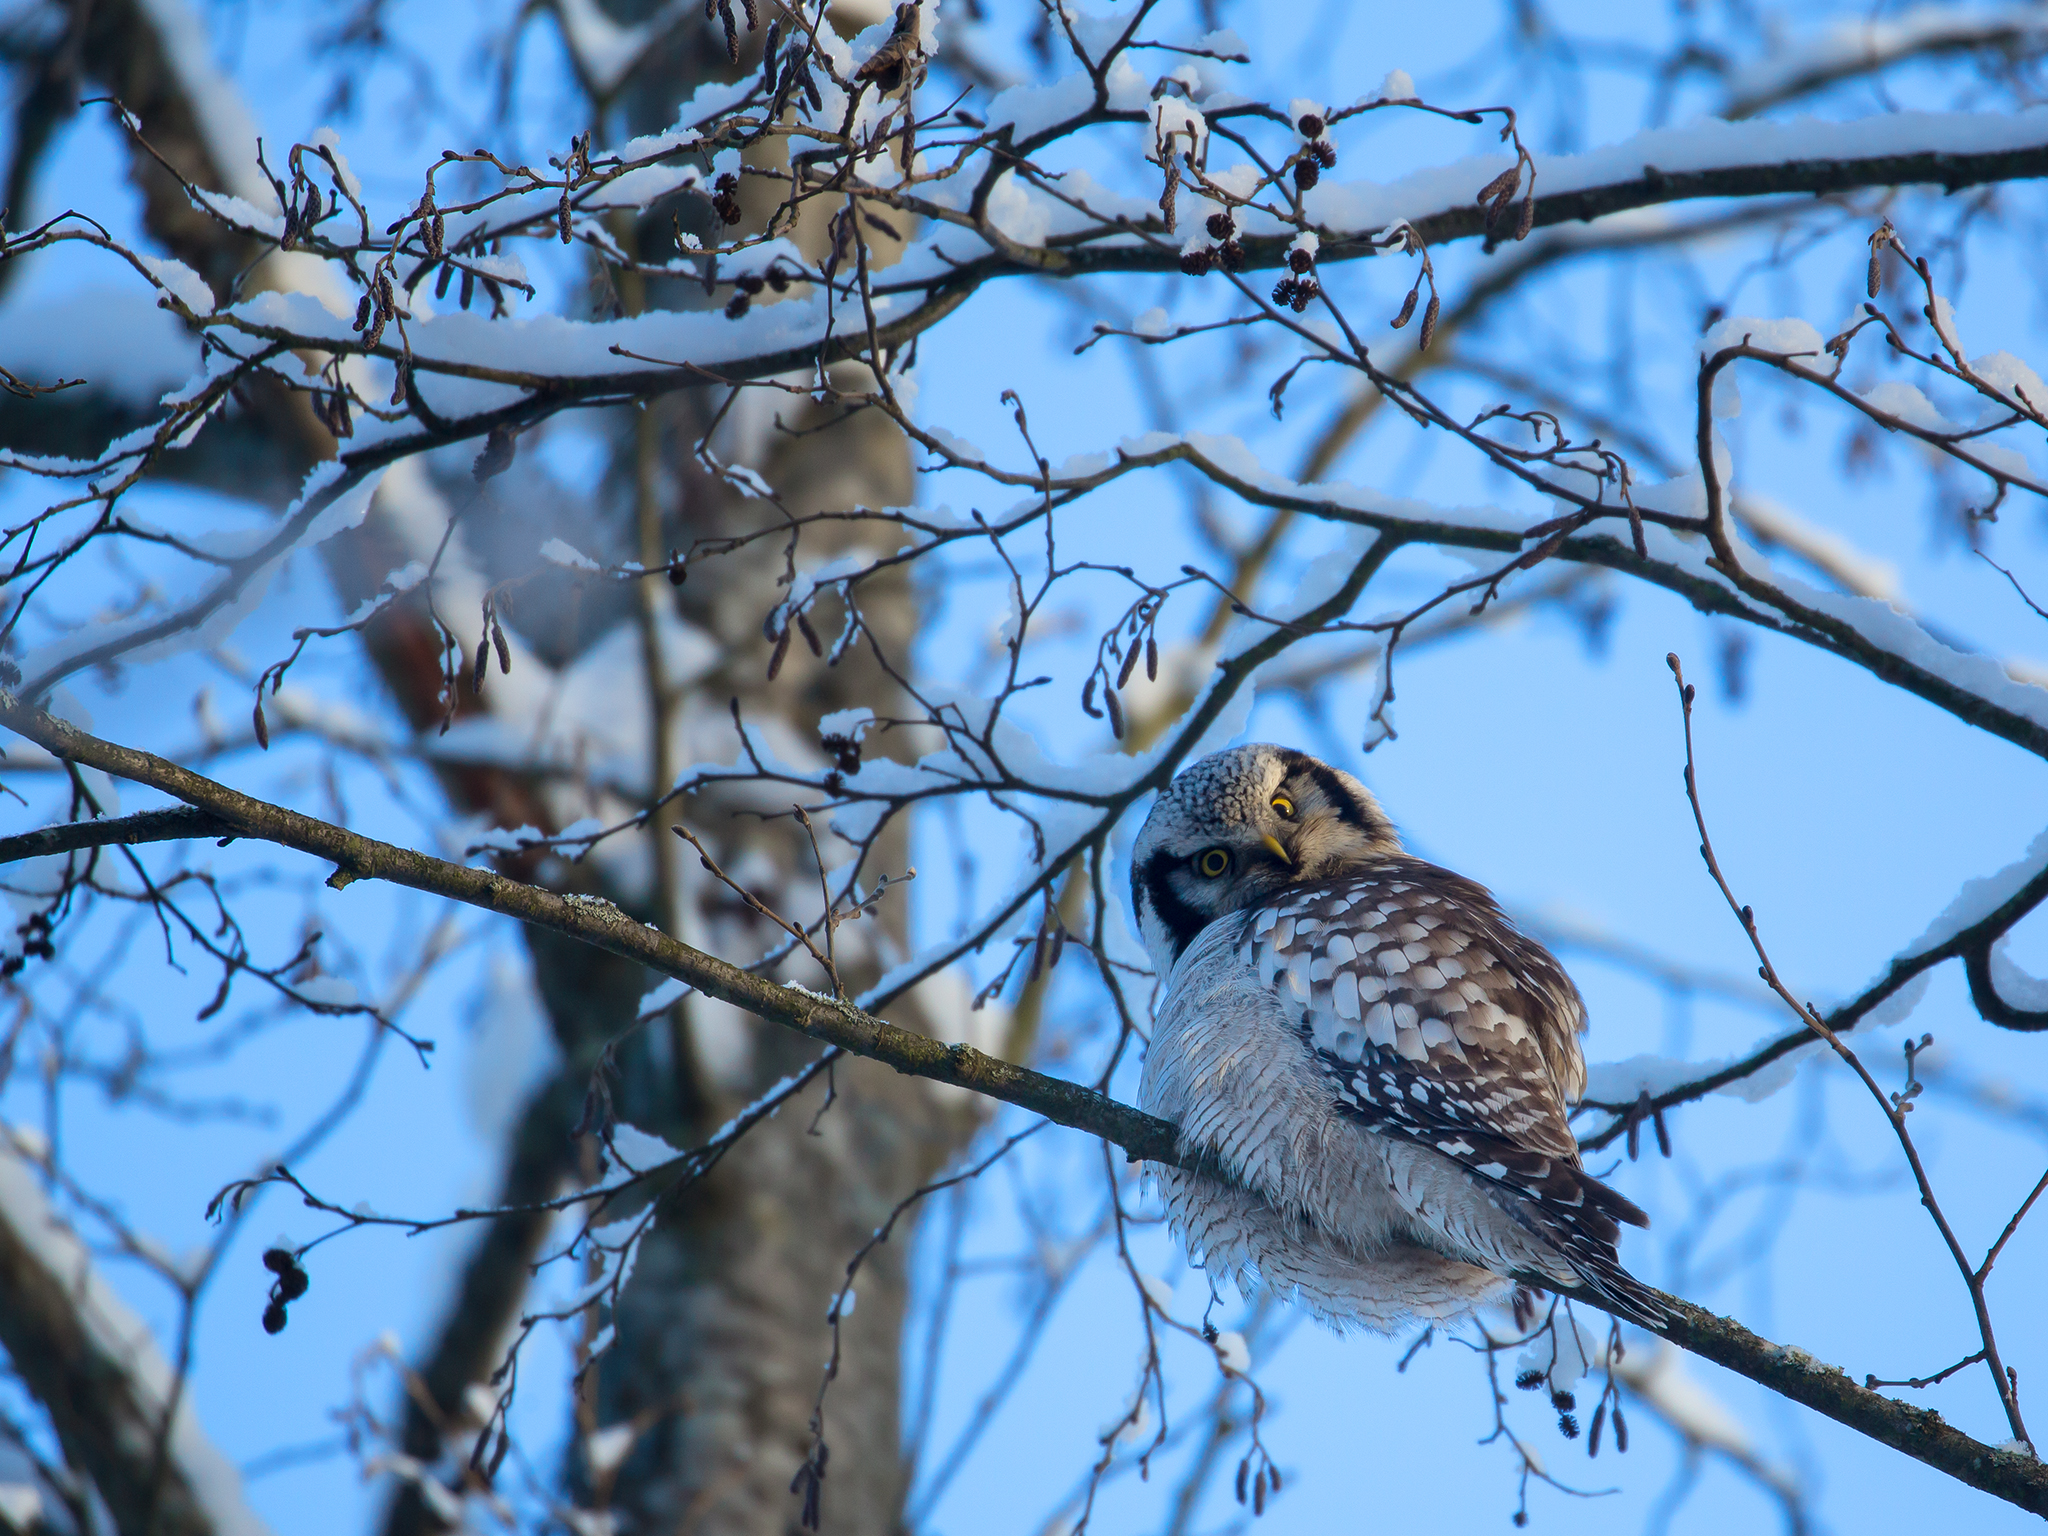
0,807 -> 233,863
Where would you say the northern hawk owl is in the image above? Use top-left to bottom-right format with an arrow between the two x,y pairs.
1132,743 -> 1661,1330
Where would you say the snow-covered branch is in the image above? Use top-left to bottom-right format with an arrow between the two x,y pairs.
0,1137 -> 273,1536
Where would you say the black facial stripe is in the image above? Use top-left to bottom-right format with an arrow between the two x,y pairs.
1277,750 -> 1386,841
1136,849 -> 1211,963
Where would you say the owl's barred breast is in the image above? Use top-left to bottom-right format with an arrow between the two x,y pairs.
1140,912 -> 1578,1331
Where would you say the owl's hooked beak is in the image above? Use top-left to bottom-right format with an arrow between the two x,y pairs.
1260,833 -> 1294,869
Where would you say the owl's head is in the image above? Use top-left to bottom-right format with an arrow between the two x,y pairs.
1130,743 -> 1401,972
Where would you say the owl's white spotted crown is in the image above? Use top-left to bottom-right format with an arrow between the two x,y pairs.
1131,744 -> 1402,974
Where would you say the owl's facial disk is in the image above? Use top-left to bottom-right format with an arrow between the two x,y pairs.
1131,744 -> 1400,972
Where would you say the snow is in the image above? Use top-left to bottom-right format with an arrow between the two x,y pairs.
1701,316 -> 1825,418
582,164 -> 705,210
1305,109 -> 2048,246
987,71 -> 1098,143
1359,637 -> 1396,751
1370,69 -> 1416,104
0,285 -> 200,404
1724,6 -> 2048,115
1584,968 -> 1931,1110
365,1454 -> 464,1524
1971,441 -> 2034,481
190,189 -> 286,242
1618,1344 -> 1752,1453
606,1123 -> 683,1174
585,1423 -> 636,1476
1971,349 -> 2048,416
304,466 -> 390,545
612,84 -> 751,165
308,127 -> 363,201
96,106 -> 2037,451
1904,826 -> 2048,956
541,537 -> 603,571
817,707 -> 875,740
219,275 -> 927,432
0,1139 -> 275,1536
0,1485 -> 41,1530
1987,937 -> 2048,1011
721,464 -> 775,500
1586,1048 -> 1799,1107
1865,970 -> 1935,1028
694,1062 -> 827,1152
1733,494 -> 1902,603
1774,559 -> 2048,736
983,171 -> 1054,248
1150,98 -> 1208,165
136,253 -> 217,315
132,0 -> 274,204
462,251 -> 532,287
553,0 -> 657,93
1859,380 -> 1954,433
1515,1312 -> 1603,1391
1099,1399 -> 1153,1448
1212,1330 -> 1251,1376
1932,294 -> 1969,358
461,1383 -> 500,1426
295,977 -> 360,1008
1204,163 -> 1262,201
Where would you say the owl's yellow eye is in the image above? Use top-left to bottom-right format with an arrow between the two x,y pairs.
1195,848 -> 1231,878
1270,795 -> 1295,819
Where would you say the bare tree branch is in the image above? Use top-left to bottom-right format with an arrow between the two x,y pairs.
0,807 -> 233,864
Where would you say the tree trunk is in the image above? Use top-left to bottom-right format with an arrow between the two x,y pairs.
7,4 -> 972,1529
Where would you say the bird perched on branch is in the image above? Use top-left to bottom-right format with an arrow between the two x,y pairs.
1131,744 -> 1662,1330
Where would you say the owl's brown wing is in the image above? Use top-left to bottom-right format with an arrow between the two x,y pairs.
1239,860 -> 1651,1262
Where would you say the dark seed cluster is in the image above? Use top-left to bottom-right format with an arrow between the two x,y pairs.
1270,275 -> 1319,312
723,265 -> 792,319
711,172 -> 743,227
1180,209 -> 1246,276
1,911 -> 54,977
1292,114 -> 1338,191
1271,238 -> 1320,311
260,1246 -> 311,1335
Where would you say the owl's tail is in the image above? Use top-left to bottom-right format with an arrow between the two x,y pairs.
1505,1168 -> 1670,1328
1553,1242 -> 1670,1329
